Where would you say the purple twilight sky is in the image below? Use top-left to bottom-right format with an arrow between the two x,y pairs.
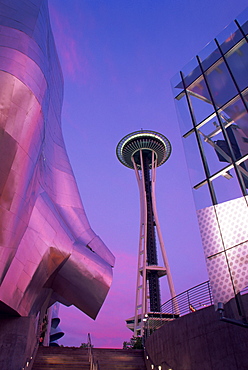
48,0 -> 247,348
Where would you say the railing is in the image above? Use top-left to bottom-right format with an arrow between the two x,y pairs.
87,333 -> 100,370
241,285 -> 248,296
161,280 -> 213,316
144,282 -> 248,367
144,281 -> 213,336
21,319 -> 41,370
21,340 -> 39,370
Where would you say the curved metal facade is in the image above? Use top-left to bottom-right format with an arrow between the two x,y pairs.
0,0 -> 114,319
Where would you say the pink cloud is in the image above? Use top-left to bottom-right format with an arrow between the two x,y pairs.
49,5 -> 94,85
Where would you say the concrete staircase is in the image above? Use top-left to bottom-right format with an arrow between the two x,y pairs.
32,347 -> 90,370
32,347 -> 146,370
93,348 -> 146,369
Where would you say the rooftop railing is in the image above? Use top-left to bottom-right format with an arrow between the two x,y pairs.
144,280 -> 213,337
161,280 -> 213,316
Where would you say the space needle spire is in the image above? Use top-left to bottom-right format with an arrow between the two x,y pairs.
116,130 -> 177,336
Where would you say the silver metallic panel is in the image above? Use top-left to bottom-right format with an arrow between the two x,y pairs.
0,0 -> 114,319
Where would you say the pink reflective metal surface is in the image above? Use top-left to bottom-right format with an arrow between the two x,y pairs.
0,0 -> 114,319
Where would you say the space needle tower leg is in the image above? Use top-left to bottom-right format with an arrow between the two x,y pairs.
132,153 -> 149,336
151,152 -> 179,315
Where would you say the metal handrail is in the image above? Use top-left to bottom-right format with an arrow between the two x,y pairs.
21,334 -> 40,370
161,280 -> 213,316
241,285 -> 248,295
143,281 -> 214,364
144,281 -> 213,337
144,283 -> 248,366
87,333 -> 100,370
21,313 -> 43,370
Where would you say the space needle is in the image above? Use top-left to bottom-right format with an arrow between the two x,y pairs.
116,130 -> 177,336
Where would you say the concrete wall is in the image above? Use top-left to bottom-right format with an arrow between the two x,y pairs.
145,295 -> 248,370
0,315 -> 38,370
0,292 -> 51,370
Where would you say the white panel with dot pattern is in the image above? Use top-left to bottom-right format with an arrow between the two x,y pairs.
197,196 -> 248,306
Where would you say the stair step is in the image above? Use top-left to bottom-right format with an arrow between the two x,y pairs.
92,348 -> 146,370
32,347 -> 90,370
32,367 -> 89,370
32,347 -> 146,370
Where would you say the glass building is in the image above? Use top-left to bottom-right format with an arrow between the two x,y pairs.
172,8 -> 248,318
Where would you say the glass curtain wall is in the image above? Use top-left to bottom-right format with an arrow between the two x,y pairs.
172,8 -> 248,314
